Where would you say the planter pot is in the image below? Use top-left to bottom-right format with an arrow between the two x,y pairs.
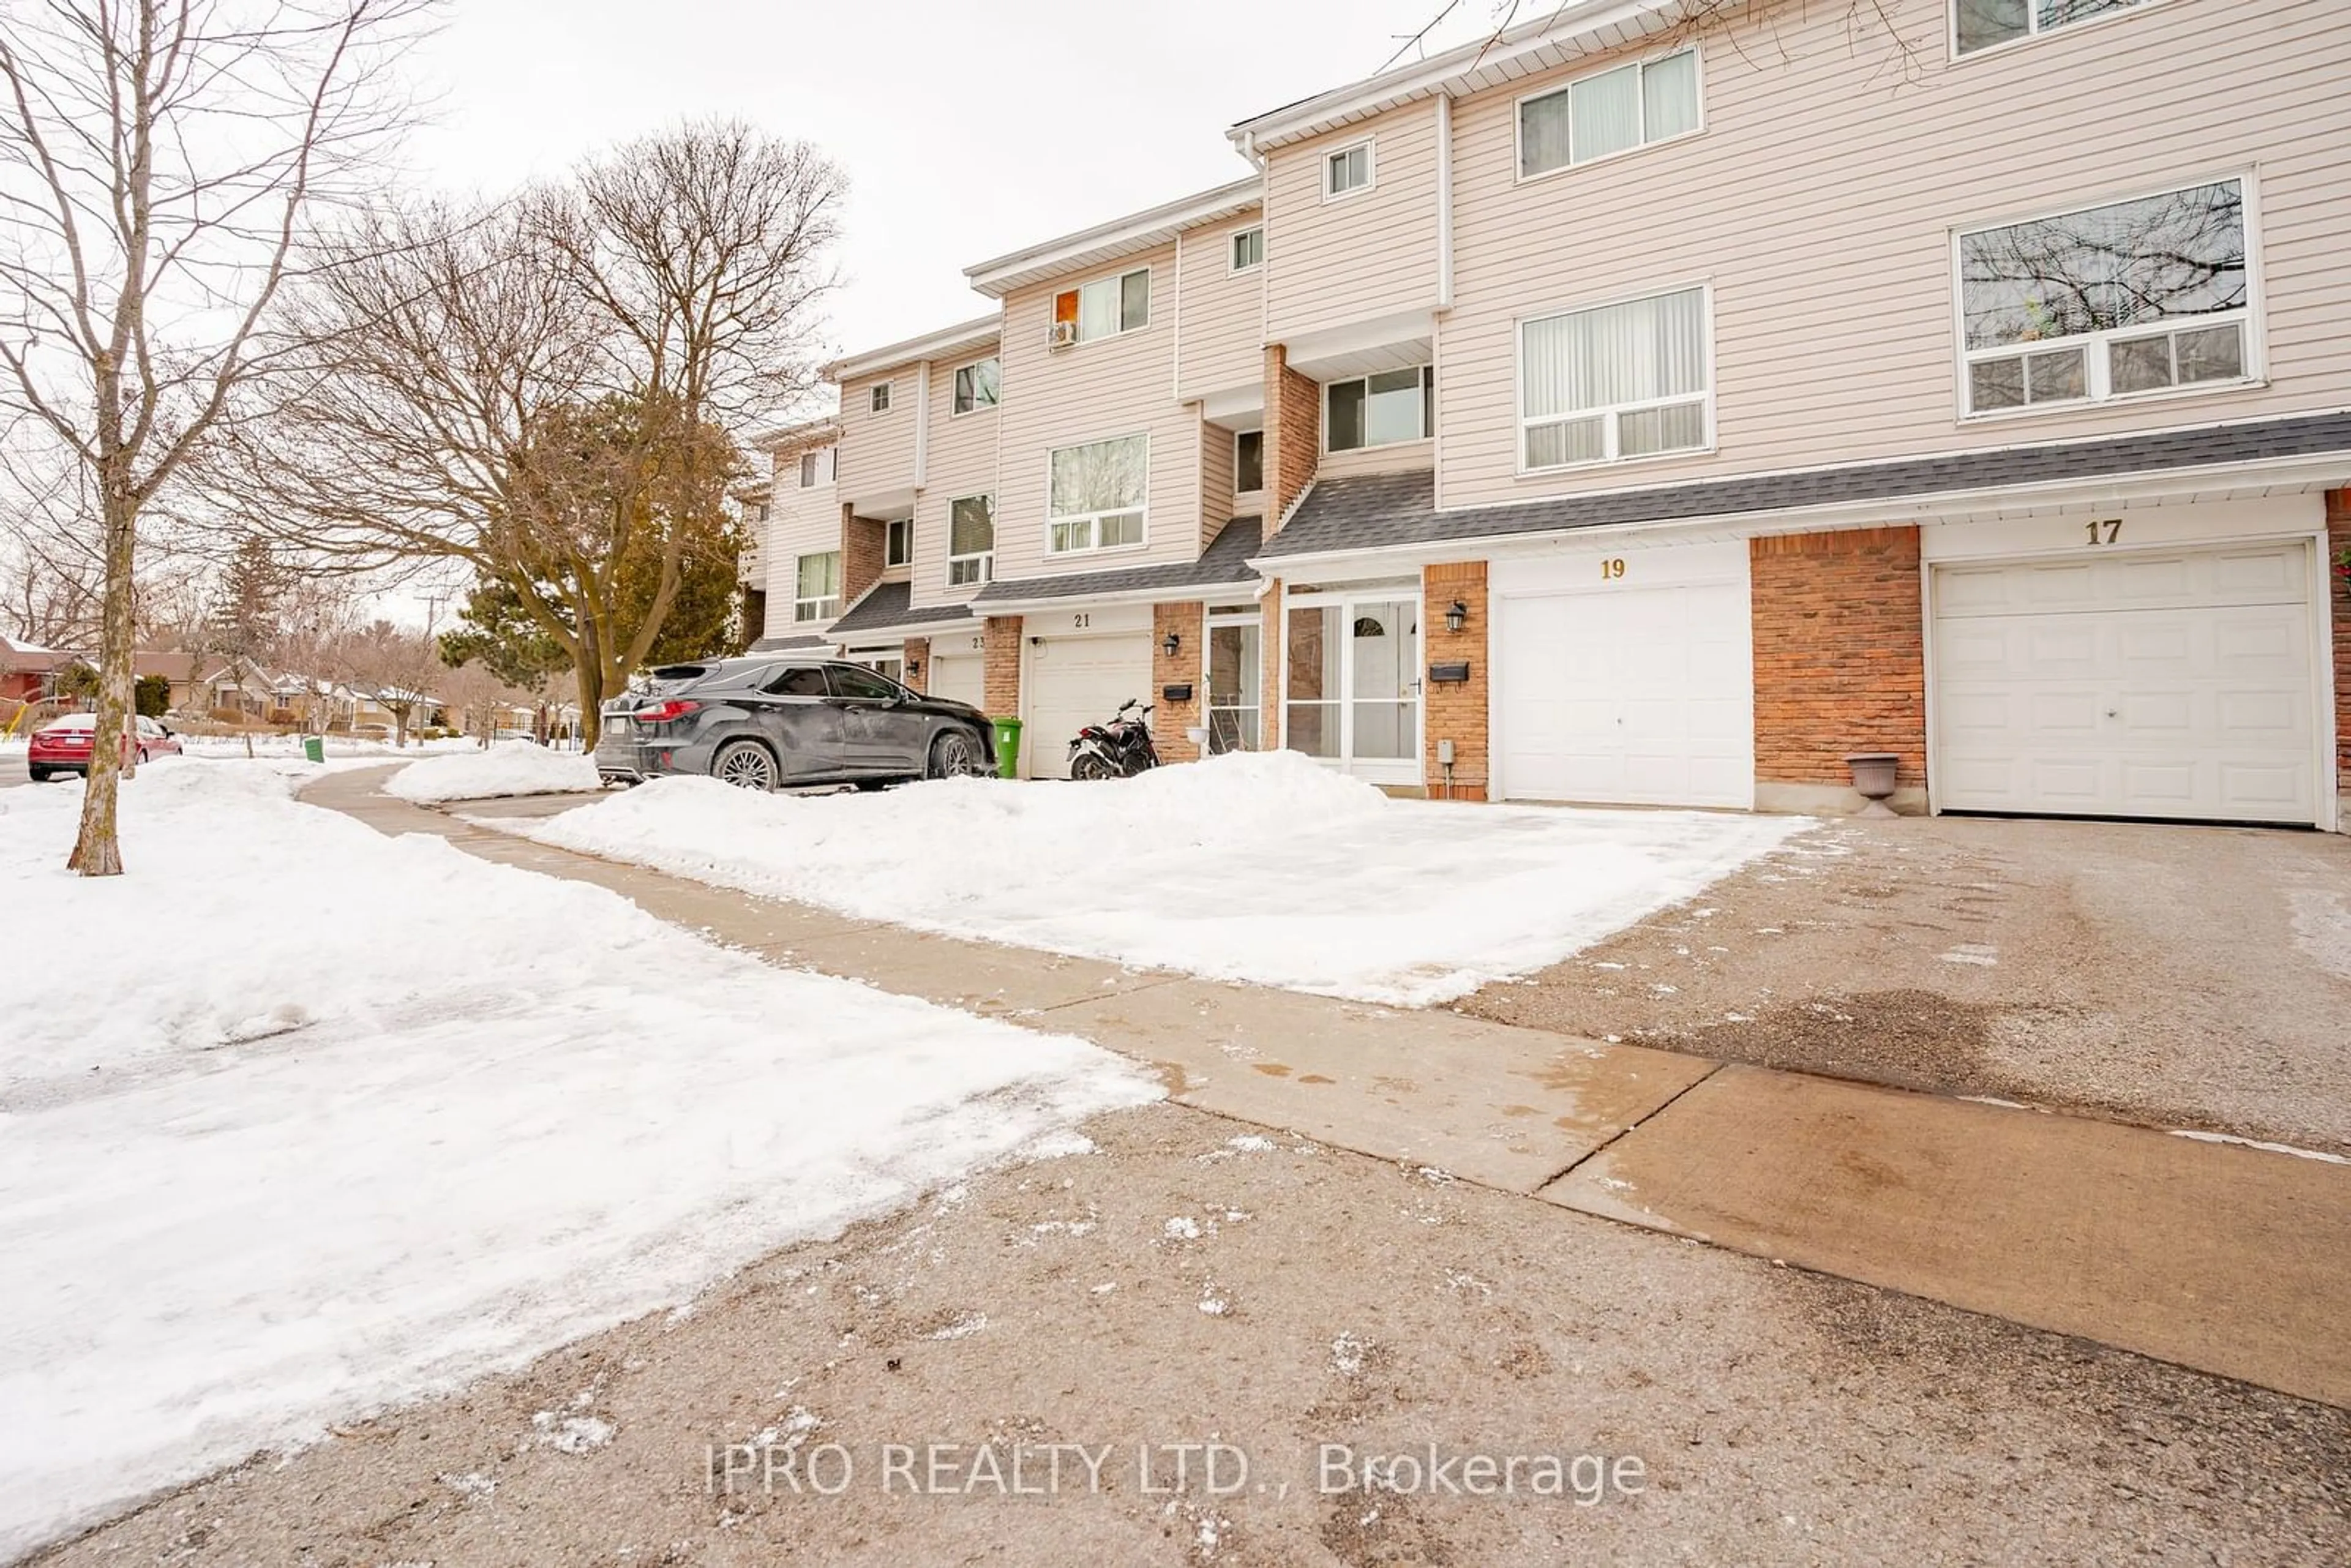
1843,752 -> 1901,818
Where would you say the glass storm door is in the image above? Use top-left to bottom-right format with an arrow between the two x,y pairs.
1206,618 -> 1261,754
1284,593 -> 1420,784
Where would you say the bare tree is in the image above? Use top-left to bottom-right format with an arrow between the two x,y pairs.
1381,0 -> 1929,86
0,0 -> 434,875
221,121 -> 841,746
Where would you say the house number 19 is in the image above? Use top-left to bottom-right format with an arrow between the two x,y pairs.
1600,558 -> 1627,580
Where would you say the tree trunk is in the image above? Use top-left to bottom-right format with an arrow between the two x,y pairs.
67,489 -> 138,877
574,650 -> 605,751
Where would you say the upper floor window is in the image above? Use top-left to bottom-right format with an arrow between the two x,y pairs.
797,448 -> 834,487
1518,48 -> 1699,179
1048,433 -> 1147,554
793,550 -> 841,623
1520,285 -> 1709,471
1054,268 -> 1149,345
1957,178 -> 2250,417
885,516 -> 913,568
952,356 -> 999,415
1955,0 -> 2153,56
869,382 -> 893,413
1231,227 -> 1264,272
1324,140 -> 1374,200
948,494 -> 995,585
1235,429 -> 1264,493
1326,367 -> 1432,452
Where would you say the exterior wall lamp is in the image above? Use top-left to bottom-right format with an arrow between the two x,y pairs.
1445,599 -> 1469,634
1162,631 -> 1182,658
905,658 -> 921,678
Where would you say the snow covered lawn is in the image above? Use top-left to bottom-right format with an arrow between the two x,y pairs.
386,739 -> 604,802
527,752 -> 1813,1006
0,763 -> 1154,1558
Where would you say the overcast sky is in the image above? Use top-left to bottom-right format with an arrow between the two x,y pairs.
402,0 -> 1502,384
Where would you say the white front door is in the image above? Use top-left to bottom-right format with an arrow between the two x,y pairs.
1023,631 -> 1153,779
1930,541 -> 2320,824
1283,594 -> 1422,786
1493,543 -> 1755,809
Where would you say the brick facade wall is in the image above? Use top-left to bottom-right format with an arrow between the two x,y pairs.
1153,601 -> 1205,763
1422,561 -> 1489,801
1260,348 -> 1321,532
1259,579 -> 1283,752
983,615 -> 1022,719
842,508 -> 886,606
1750,526 -> 1927,789
2329,489 -> 2351,794
902,637 -> 929,695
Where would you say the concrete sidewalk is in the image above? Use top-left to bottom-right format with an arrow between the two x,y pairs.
302,768 -> 2351,1411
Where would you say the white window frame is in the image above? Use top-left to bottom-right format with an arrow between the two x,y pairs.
1234,427 -> 1264,495
1948,0 -> 2173,62
1044,431 -> 1150,558
1513,280 -> 1716,476
1948,173 -> 2262,424
1321,137 -> 1376,203
869,381 -> 893,414
1055,266 -> 1152,346
1229,225 -> 1264,274
798,448 -> 833,488
947,493 -> 995,587
1323,366 -> 1434,454
1513,46 -> 1705,185
951,355 -> 1000,417
792,550 -> 841,624
884,516 -> 913,568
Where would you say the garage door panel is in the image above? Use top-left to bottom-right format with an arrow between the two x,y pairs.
1024,634 -> 1152,780
1930,542 -> 2317,825
929,653 -> 986,712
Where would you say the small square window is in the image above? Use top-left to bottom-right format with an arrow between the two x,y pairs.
1231,227 -> 1264,272
885,517 -> 913,568
870,382 -> 892,413
1325,142 -> 1372,199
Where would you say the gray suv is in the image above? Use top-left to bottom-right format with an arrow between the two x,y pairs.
597,657 -> 994,790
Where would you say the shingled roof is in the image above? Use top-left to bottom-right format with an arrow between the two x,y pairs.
825,580 -> 975,639
975,516 -> 1262,606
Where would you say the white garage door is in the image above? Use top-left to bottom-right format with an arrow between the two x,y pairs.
1931,542 -> 2320,825
1495,546 -> 1755,809
1023,632 -> 1153,779
928,650 -> 986,711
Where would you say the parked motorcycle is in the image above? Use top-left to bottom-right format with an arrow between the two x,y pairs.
1068,699 -> 1158,780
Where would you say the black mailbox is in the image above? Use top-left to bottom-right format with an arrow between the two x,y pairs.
1427,661 -> 1472,685
1161,683 -> 1195,702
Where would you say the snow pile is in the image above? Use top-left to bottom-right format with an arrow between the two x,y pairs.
527,748 -> 1810,1005
0,762 -> 1156,1557
386,740 -> 602,803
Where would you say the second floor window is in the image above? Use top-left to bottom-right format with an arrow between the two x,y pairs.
948,493 -> 994,585
1955,0 -> 2153,56
793,550 -> 841,623
1519,49 -> 1699,178
1520,285 -> 1710,470
1048,433 -> 1147,554
1325,140 -> 1373,199
869,382 -> 892,413
885,517 -> 913,568
1235,429 -> 1264,493
1958,178 -> 2249,416
1054,268 -> 1149,345
798,447 -> 833,487
953,356 -> 1000,415
1231,227 -> 1264,272
1327,367 -> 1432,452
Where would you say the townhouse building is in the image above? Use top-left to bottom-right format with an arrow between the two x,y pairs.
751,0 -> 2351,825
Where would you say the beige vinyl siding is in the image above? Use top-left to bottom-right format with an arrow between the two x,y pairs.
1319,437 -> 1434,480
1264,100 -> 1444,342
994,244 -> 1205,582
1199,418 -> 1237,544
1438,0 -> 2351,508
910,342 -> 1002,609
761,441 -> 842,629
833,366 -> 920,501
1176,208 -> 1265,403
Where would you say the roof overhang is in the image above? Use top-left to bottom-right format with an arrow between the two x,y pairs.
751,413 -> 841,452
1228,0 -> 1681,154
964,177 -> 1264,298
823,312 -> 1003,383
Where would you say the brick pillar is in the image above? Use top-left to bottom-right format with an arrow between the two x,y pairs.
902,637 -> 930,694
2328,489 -> 2350,820
1259,579 -> 1282,751
1422,561 -> 1488,801
983,615 -> 1022,719
1152,601 -> 1205,762
842,505 -> 885,605
1260,347 -> 1321,534
1749,526 -> 1927,814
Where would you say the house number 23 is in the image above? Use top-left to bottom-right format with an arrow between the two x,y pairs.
1600,558 -> 1627,580
2084,519 -> 2123,546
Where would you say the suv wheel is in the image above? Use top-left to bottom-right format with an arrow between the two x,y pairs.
711,738 -> 778,791
928,727 -> 986,780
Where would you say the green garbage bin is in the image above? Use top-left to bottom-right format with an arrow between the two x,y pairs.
990,717 -> 1022,780
302,736 -> 325,764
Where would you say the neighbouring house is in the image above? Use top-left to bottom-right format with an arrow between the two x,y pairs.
748,0 -> 2351,829
1,632 -> 75,707
133,649 -> 202,711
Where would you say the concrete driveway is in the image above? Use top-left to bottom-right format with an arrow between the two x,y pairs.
1458,814 -> 2351,1155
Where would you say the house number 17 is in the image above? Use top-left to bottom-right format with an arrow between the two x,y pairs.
2085,519 -> 2123,546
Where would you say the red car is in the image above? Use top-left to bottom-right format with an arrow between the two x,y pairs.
27,712 -> 183,781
